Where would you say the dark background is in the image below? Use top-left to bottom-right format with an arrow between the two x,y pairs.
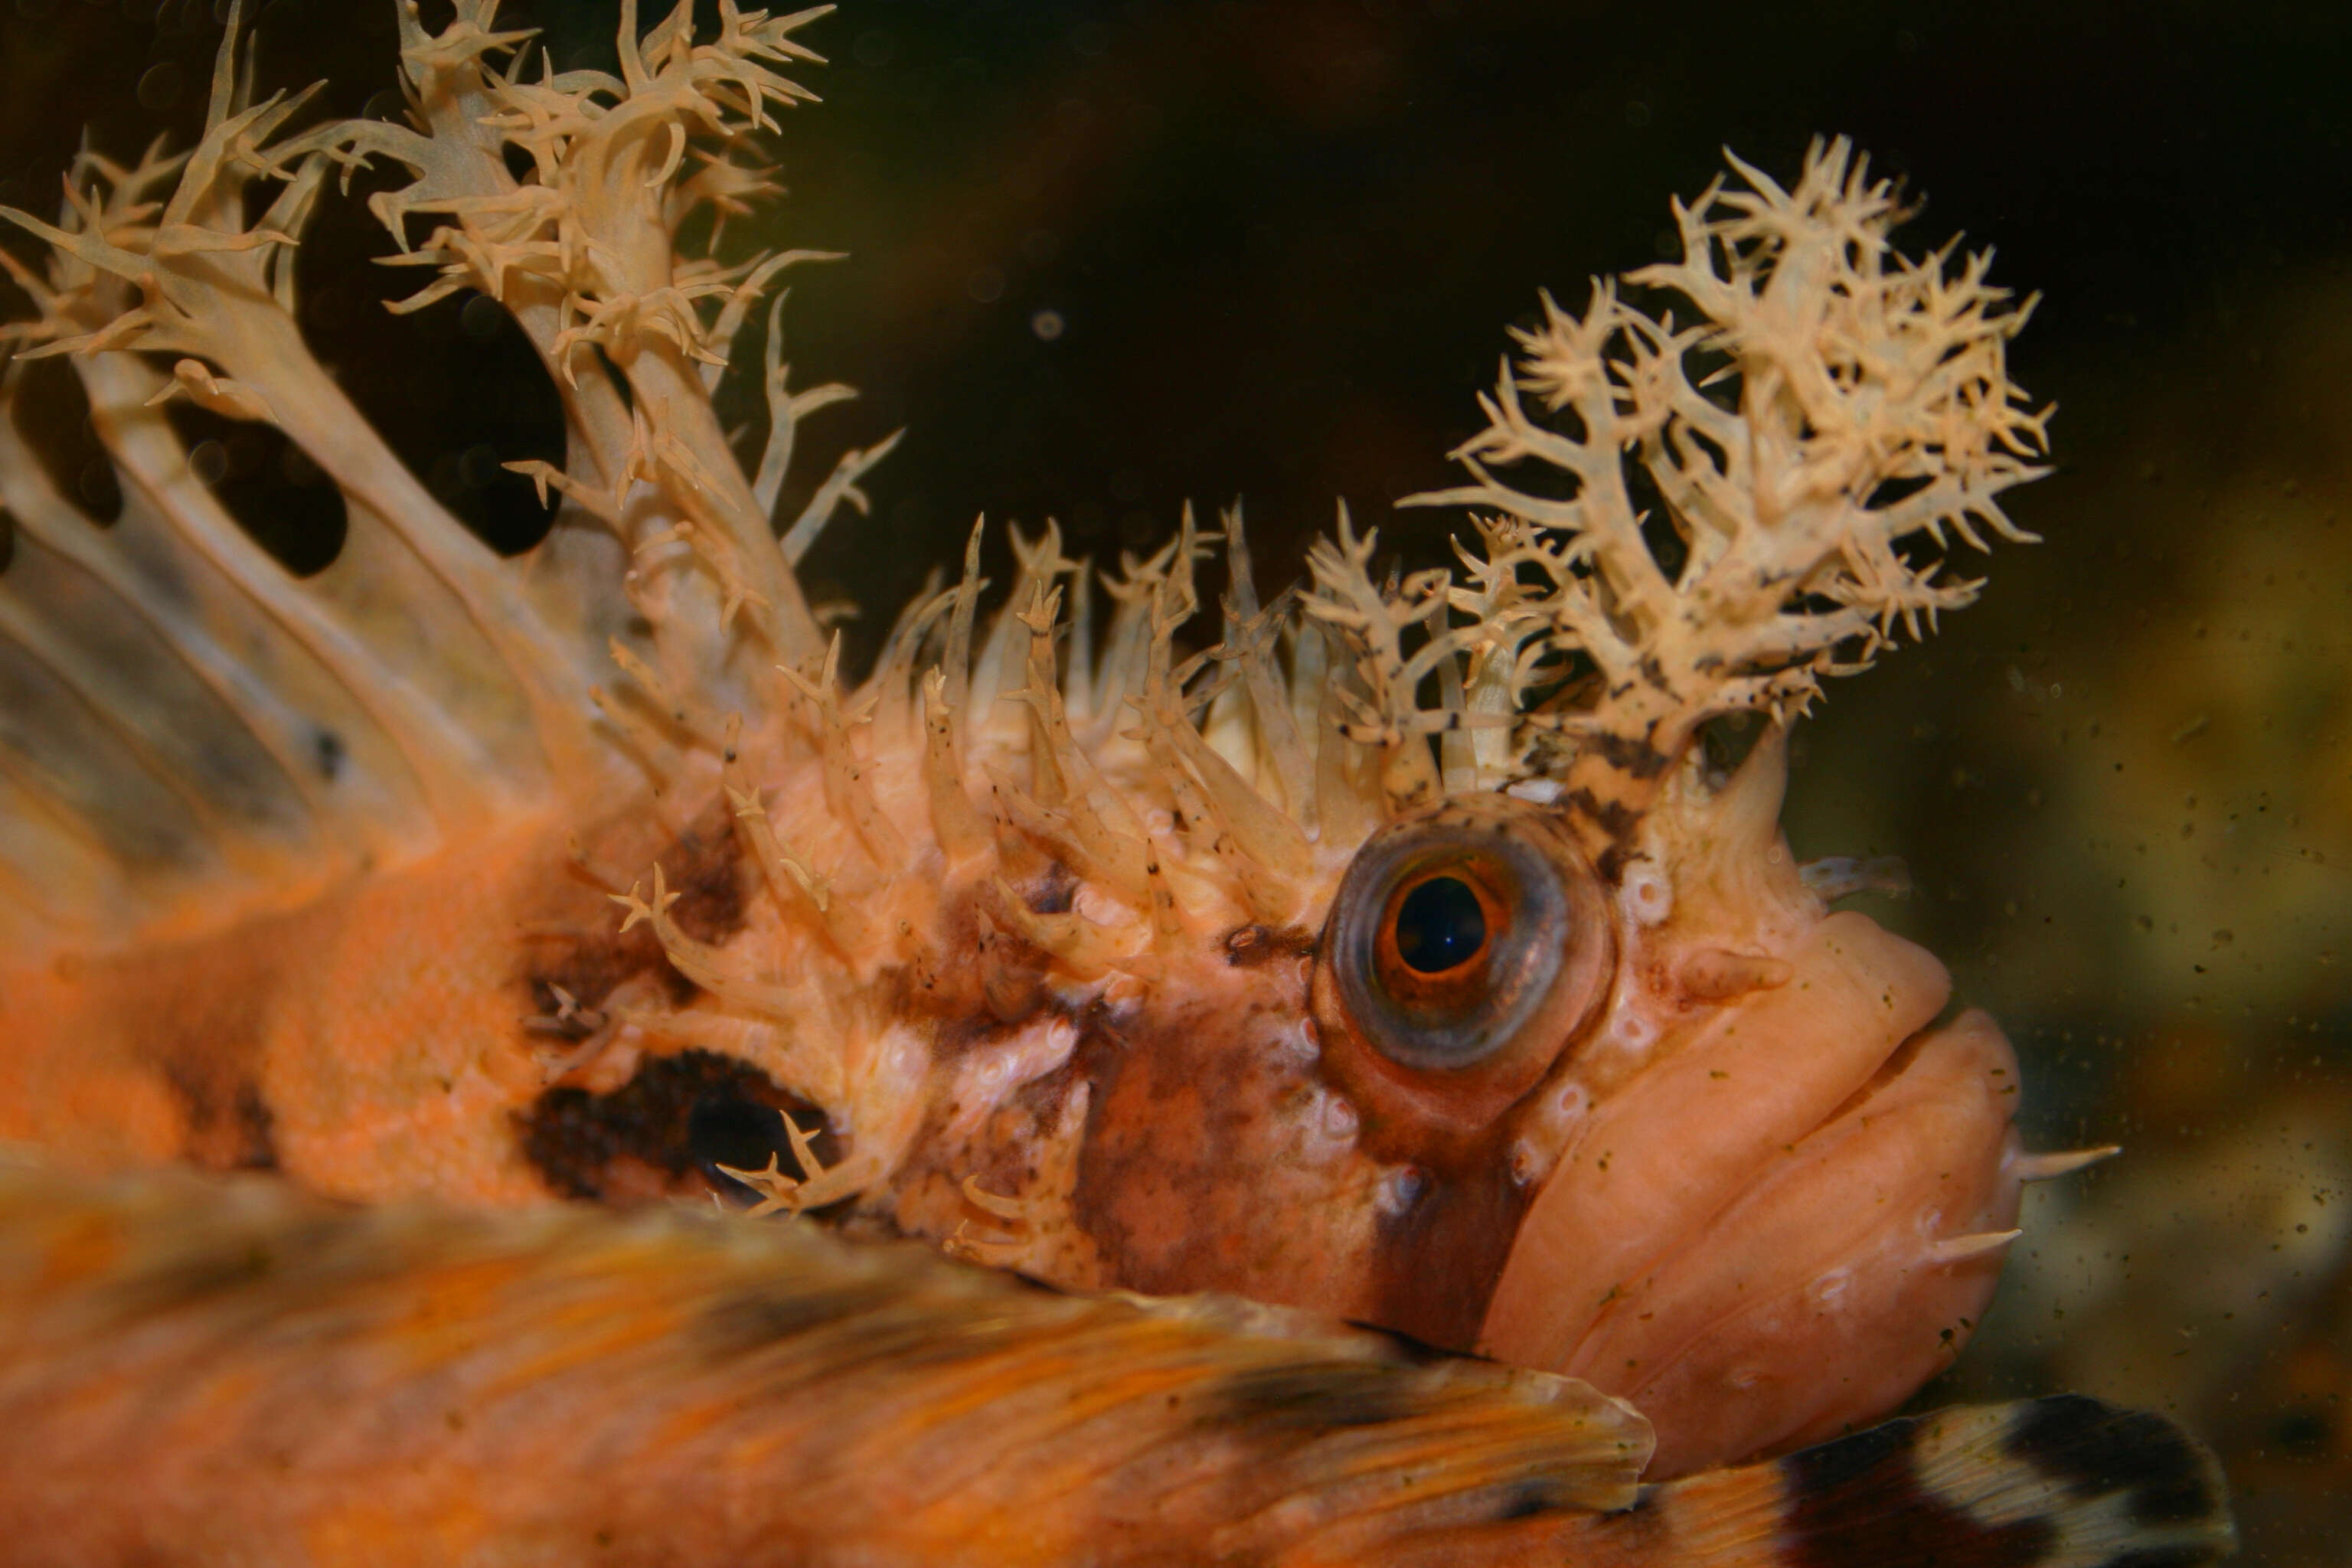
6,0 -> 2348,599
6,2 -> 2352,1560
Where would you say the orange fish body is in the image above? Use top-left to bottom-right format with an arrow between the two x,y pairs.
0,2 -> 2229,1560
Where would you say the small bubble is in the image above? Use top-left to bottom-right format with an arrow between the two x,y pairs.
136,61 -> 184,112
1624,99 -> 1651,129
460,293 -> 506,342
1029,308 -> 1065,341
187,439 -> 228,485
965,266 -> 1005,304
458,442 -> 502,490
361,87 -> 407,123
77,457 -> 119,512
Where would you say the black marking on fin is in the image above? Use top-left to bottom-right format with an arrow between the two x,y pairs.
1782,1413 -> 2056,1568
695,1279 -> 906,1360
2004,1395 -> 2217,1528
1772,1398 -> 2232,1568
1209,1361 -> 1420,1432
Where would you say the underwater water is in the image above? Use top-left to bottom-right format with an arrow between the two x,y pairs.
2,1 -> 2350,1561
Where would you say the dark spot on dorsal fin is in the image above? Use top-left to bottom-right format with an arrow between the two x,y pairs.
1209,1361 -> 1420,1431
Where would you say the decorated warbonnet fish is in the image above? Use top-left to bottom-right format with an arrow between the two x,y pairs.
0,2 -> 2231,1560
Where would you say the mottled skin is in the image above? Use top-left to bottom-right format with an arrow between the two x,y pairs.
0,697 -> 2027,1482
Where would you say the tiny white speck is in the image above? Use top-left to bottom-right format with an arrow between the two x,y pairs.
1377,1167 -> 1426,1216
1609,1010 -> 1657,1054
1509,1138 -> 1541,1185
187,439 -> 228,486
1620,859 -> 1672,925
1321,1094 -> 1358,1142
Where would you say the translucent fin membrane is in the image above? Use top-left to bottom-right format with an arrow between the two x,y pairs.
0,0 -> 890,950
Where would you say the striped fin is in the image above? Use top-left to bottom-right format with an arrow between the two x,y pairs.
0,1 -> 885,953
1552,1396 -> 2236,1568
0,1160 -> 1651,1565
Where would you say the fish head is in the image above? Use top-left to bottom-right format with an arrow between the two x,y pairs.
572,136 -> 2050,1481
989,709 -> 2024,1481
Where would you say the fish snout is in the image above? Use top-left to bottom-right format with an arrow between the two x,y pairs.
1478,911 -> 2027,1478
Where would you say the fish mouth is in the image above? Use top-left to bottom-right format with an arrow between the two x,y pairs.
1478,910 -> 2026,1479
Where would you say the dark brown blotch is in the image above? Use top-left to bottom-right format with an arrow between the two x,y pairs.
164,1058 -> 279,1172
1364,1157 -> 1528,1352
1223,923 -> 1315,968
112,1214 -> 347,1317
517,1048 -> 824,1204
1208,1361 -> 1421,1432
1582,726 -> 1671,782
529,795 -> 746,1013
697,1279 -> 907,1360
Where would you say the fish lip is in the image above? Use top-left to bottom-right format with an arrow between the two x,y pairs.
1569,1003 -> 2026,1477
1476,910 -> 1973,1390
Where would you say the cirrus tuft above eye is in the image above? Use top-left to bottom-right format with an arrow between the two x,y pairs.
1314,795 -> 1615,1125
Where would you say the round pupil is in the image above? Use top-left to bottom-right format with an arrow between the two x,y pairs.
1393,875 -> 1487,974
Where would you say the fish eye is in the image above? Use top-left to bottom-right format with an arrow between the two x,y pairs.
1316,795 -> 1614,1111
